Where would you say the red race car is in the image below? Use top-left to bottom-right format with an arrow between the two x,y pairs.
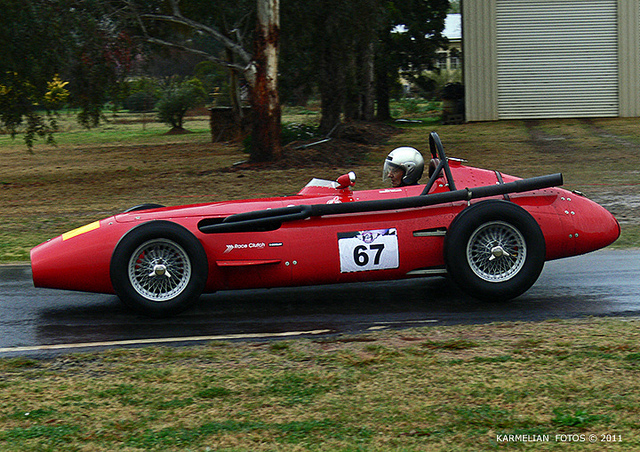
31,132 -> 620,317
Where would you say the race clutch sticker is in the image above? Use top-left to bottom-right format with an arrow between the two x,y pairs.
338,228 -> 399,273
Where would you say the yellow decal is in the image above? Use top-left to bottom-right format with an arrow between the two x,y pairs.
62,221 -> 100,241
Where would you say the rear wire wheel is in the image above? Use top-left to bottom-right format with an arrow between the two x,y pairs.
111,221 -> 207,317
444,200 -> 545,301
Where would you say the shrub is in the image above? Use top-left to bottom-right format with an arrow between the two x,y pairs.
156,78 -> 207,130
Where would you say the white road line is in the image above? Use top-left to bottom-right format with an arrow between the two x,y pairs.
0,329 -> 333,354
367,319 -> 439,330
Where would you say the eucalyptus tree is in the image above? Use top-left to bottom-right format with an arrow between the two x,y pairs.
129,0 -> 281,161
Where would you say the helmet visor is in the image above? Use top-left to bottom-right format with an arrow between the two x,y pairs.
382,160 -> 403,183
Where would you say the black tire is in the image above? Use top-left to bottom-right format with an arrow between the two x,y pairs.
110,221 -> 208,317
444,200 -> 545,301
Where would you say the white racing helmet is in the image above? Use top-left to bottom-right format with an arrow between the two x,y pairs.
382,146 -> 425,186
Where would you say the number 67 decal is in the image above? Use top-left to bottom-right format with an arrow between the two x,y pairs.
338,228 -> 399,273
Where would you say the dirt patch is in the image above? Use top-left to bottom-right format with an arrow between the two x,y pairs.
228,122 -> 400,170
524,120 -> 577,155
164,127 -> 192,135
579,118 -> 640,150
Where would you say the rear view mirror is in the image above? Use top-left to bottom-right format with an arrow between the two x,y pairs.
336,171 -> 356,189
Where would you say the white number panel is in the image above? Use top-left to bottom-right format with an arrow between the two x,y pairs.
338,228 -> 399,273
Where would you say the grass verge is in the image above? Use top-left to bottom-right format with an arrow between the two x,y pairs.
1,317 -> 640,451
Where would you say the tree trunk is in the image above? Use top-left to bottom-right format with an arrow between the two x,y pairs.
319,76 -> 343,135
375,68 -> 392,121
226,48 -> 243,126
343,40 -> 359,121
249,0 -> 281,162
318,41 -> 344,135
362,41 -> 375,121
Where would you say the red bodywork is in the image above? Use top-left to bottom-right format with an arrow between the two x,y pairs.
31,159 -> 620,297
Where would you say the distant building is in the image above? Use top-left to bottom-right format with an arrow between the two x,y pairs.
437,14 -> 461,71
463,0 -> 640,121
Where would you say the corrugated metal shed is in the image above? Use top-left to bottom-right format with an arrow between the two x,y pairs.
462,0 -> 498,121
496,0 -> 618,118
463,0 -> 640,121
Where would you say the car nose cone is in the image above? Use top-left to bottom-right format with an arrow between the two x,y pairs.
569,194 -> 620,255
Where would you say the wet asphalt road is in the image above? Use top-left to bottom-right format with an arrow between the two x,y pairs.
1,249 -> 639,357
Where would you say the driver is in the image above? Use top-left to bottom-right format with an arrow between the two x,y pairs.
383,146 -> 425,187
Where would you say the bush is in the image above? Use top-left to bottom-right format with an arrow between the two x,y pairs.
156,78 -> 206,130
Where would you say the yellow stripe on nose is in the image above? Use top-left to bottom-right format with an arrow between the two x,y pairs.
62,221 -> 100,241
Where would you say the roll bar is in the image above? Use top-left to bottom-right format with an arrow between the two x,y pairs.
421,131 -> 456,194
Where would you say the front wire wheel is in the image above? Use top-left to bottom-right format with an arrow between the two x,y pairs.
444,200 -> 545,301
467,221 -> 527,283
